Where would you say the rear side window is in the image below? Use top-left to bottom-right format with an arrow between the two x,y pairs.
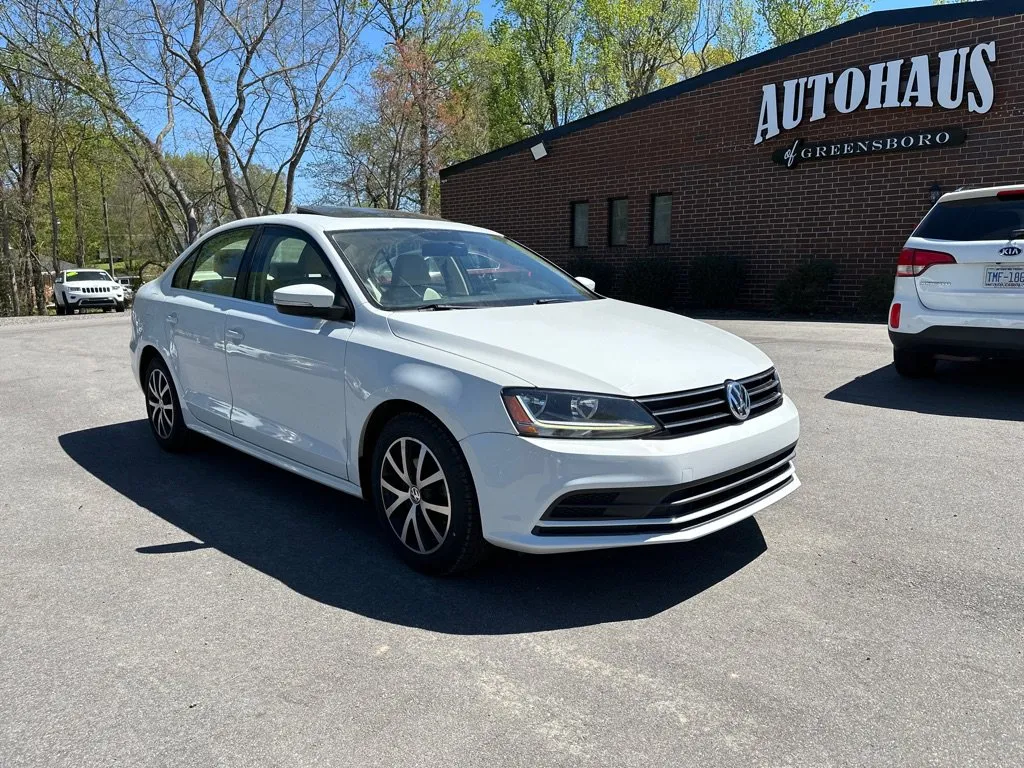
914,198 -> 1024,241
172,254 -> 197,289
186,228 -> 254,296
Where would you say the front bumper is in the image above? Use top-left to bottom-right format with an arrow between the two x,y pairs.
460,395 -> 800,553
66,295 -> 121,307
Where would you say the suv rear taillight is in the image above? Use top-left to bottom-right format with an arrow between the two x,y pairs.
896,247 -> 956,277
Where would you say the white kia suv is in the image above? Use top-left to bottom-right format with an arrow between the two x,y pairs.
130,208 -> 800,573
54,269 -> 127,314
889,184 -> 1024,377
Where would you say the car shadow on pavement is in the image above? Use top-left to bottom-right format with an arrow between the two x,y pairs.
826,360 -> 1024,420
59,420 -> 767,635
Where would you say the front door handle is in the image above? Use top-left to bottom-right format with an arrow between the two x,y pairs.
225,328 -> 245,342
166,312 -> 178,325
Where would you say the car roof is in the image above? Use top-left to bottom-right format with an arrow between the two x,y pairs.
940,184 -> 1024,203
201,212 -> 499,239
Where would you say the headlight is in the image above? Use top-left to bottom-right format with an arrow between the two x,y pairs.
501,389 -> 660,439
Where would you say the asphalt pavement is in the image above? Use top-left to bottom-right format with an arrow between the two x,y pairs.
0,313 -> 1021,767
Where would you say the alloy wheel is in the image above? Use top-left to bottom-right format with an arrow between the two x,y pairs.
379,437 -> 452,555
147,368 -> 175,440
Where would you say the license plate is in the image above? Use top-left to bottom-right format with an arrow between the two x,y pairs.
984,265 -> 1024,288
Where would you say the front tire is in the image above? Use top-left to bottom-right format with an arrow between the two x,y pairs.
143,357 -> 190,452
116,302 -> 126,313
893,347 -> 936,378
370,413 -> 487,575
55,301 -> 65,316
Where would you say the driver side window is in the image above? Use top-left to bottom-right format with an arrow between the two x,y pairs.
246,228 -> 340,304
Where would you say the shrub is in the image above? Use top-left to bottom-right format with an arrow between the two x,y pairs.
687,254 -> 745,310
857,271 -> 896,320
773,259 -> 837,315
618,256 -> 682,310
563,255 -> 618,296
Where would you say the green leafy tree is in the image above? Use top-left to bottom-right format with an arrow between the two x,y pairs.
757,0 -> 866,46
489,0 -> 590,133
584,0 -> 703,102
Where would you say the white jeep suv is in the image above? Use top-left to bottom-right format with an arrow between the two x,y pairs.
130,209 -> 800,573
54,269 -> 127,315
889,184 -> 1024,377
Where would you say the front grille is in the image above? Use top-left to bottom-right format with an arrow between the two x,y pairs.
75,286 -> 110,294
638,368 -> 783,438
534,444 -> 797,537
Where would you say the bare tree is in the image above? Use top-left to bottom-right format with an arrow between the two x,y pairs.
0,56 -> 46,313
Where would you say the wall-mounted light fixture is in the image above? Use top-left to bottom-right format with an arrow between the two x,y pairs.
929,183 -> 943,205
530,142 -> 548,161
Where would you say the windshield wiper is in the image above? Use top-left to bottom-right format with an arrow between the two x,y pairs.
416,303 -> 474,311
534,297 -> 575,305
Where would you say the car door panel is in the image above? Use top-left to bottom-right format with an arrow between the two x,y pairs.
167,293 -> 234,432
163,226 -> 256,434
224,225 -> 352,478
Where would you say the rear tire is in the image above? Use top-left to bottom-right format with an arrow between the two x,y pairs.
143,357 -> 190,452
370,412 -> 488,575
893,347 -> 936,378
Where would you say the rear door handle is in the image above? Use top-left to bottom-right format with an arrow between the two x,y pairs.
226,328 -> 244,342
166,312 -> 178,325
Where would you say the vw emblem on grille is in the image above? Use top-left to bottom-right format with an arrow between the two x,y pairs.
725,380 -> 751,421
999,245 -> 1022,257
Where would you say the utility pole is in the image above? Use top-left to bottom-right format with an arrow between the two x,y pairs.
100,169 -> 114,276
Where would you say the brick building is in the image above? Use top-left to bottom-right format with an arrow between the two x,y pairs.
439,0 -> 1024,313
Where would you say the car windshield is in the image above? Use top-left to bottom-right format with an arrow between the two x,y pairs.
328,228 -> 596,310
65,270 -> 113,282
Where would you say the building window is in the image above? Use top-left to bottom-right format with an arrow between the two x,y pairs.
571,201 -> 589,247
608,198 -> 628,246
651,194 -> 672,245
573,201 -> 589,246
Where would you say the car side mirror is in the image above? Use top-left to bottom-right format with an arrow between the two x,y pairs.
273,283 -> 352,322
575,276 -> 596,291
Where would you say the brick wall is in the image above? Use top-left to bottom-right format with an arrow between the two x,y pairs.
440,12 -> 1024,313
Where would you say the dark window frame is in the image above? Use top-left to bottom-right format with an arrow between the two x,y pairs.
570,200 -> 589,248
650,193 -> 673,245
608,197 -> 629,247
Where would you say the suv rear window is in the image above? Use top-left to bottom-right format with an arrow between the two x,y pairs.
914,197 -> 1024,241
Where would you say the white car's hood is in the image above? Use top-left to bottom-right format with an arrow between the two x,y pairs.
387,299 -> 773,396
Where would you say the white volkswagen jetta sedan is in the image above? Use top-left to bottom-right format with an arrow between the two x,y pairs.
130,208 -> 800,573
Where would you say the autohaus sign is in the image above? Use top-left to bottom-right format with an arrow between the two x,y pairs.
754,41 -> 996,145
772,127 -> 967,168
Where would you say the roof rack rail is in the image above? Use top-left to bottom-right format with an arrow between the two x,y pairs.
295,205 -> 447,221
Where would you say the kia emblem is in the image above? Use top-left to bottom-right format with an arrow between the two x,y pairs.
999,245 -> 1022,257
725,380 -> 751,421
